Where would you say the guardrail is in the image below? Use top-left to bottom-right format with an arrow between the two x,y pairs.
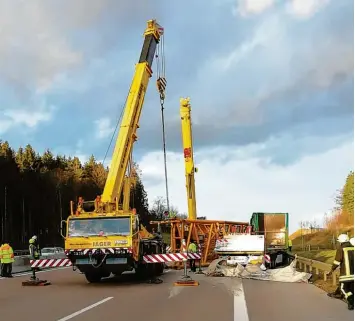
293,254 -> 338,286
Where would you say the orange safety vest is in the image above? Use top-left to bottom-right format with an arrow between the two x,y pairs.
0,243 -> 14,263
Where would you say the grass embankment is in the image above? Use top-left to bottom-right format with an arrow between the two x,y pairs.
291,226 -> 353,256
294,250 -> 336,264
291,226 -> 353,293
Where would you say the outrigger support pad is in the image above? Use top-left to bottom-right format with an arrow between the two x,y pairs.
22,268 -> 51,286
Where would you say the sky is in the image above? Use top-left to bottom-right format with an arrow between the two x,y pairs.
0,0 -> 353,233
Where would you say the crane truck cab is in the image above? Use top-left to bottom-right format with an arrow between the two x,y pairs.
63,200 -> 163,283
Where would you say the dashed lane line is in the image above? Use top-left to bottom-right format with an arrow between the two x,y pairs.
234,281 -> 250,321
56,297 -> 114,321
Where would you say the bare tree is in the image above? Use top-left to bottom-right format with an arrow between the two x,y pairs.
151,196 -> 167,220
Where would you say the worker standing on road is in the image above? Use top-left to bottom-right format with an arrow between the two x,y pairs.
0,241 -> 14,278
288,238 -> 292,252
29,236 -> 41,271
188,240 -> 197,272
327,234 -> 354,310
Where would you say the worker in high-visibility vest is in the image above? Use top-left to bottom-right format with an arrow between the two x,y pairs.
29,236 -> 41,258
29,236 -> 41,271
188,240 -> 197,272
288,238 -> 292,252
327,234 -> 354,310
0,241 -> 15,277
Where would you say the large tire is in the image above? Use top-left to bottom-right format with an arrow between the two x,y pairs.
156,263 -> 164,275
84,271 -> 102,283
135,264 -> 147,280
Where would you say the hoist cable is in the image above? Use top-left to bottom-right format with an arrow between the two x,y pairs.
157,32 -> 170,213
102,94 -> 128,167
160,99 -> 170,213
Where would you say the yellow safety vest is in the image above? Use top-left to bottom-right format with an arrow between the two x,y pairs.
188,243 -> 197,253
29,239 -> 40,258
0,243 -> 14,264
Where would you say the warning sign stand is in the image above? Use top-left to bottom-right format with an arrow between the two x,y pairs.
22,267 -> 51,286
195,244 -> 204,274
173,239 -> 199,287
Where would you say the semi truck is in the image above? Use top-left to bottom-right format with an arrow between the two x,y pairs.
214,212 -> 289,269
250,212 -> 289,268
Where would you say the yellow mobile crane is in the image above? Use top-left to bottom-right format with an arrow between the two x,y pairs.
152,97 -> 250,266
61,19 -> 166,283
180,97 -> 197,220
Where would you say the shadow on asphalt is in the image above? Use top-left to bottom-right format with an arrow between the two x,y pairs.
71,271 -> 171,288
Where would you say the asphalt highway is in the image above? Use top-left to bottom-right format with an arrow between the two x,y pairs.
0,267 -> 353,321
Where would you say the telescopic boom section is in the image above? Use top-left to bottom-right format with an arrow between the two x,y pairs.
101,20 -> 163,204
180,97 -> 197,220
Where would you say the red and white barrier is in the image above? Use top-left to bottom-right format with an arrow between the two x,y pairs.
143,252 -> 201,263
30,258 -> 72,268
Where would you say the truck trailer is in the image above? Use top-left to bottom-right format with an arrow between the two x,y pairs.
214,212 -> 290,269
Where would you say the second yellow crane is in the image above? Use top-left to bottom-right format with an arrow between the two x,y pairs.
180,97 -> 198,220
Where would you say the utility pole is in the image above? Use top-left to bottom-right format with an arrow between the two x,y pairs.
4,186 -> 7,241
58,187 -> 63,237
22,197 -> 26,245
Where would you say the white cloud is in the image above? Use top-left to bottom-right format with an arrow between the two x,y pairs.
139,139 -> 354,234
286,0 -> 330,19
235,0 -> 275,16
3,108 -> 53,128
0,0 -> 160,94
213,14 -> 283,71
0,104 -> 55,133
0,1 -> 82,92
94,117 -> 114,139
0,120 -> 13,134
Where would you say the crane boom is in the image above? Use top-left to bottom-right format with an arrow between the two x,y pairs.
180,97 -> 197,220
101,20 -> 163,203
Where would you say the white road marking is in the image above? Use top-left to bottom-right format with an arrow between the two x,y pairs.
56,297 -> 113,321
234,282 -> 249,321
0,267 -> 70,280
168,286 -> 184,299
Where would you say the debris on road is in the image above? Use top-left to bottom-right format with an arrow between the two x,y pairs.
204,258 -> 312,283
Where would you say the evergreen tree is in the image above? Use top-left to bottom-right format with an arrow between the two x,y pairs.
0,143 -> 152,249
342,171 -> 354,222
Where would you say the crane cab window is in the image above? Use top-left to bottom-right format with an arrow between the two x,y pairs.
68,217 -> 131,237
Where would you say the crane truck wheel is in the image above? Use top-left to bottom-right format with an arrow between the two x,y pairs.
84,271 -> 102,283
156,263 -> 164,275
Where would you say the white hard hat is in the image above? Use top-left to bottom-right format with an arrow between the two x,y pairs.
350,238 -> 354,246
337,234 -> 349,243
32,235 -> 37,240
